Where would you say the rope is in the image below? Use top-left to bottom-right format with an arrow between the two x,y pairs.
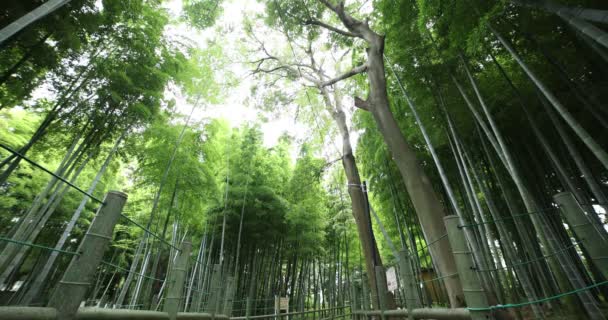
458,207 -> 557,229
0,236 -> 79,256
100,260 -> 163,282
421,272 -> 458,284
468,280 -> 608,311
0,142 -> 104,204
417,233 -> 448,252
119,214 -> 181,252
478,242 -> 580,273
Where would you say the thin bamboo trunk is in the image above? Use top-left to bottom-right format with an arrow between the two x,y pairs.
459,51 -> 602,318
489,24 -> 608,170
0,0 -> 71,45
0,32 -> 52,86
20,129 -> 126,304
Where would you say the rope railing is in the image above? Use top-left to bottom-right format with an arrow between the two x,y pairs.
119,213 -> 181,252
417,233 -> 448,252
0,235 -> 80,256
231,298 -> 276,303
420,272 -> 458,284
457,207 -> 558,229
230,306 -> 350,320
468,280 -> 608,311
0,142 -> 104,204
100,260 -> 164,282
477,241 -> 580,273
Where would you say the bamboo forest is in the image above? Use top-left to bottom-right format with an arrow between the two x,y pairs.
1,0 -> 608,319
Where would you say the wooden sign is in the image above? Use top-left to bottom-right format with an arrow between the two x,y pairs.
274,296 -> 289,314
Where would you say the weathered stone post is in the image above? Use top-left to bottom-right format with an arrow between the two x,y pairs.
245,297 -> 252,320
444,215 -> 491,320
350,280 -> 360,320
48,191 -> 127,320
164,239 -> 192,320
397,249 -> 420,320
222,275 -> 236,315
554,192 -> 608,278
360,274 -> 370,312
374,266 -> 388,320
205,264 -> 222,315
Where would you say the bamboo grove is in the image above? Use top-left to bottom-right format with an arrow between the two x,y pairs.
0,0 -> 607,320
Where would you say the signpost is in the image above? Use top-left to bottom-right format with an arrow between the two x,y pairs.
386,267 -> 398,292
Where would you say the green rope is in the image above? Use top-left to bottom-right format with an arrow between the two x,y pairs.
421,272 -> 458,284
417,233 -> 448,252
468,280 -> 608,311
100,260 -> 163,282
119,214 -> 181,252
0,236 -> 79,256
478,242 -> 579,273
458,207 -> 557,229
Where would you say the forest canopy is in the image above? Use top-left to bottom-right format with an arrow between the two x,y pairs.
0,0 -> 607,319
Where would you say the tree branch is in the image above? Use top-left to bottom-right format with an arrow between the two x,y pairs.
321,64 -> 368,87
305,18 -> 360,38
354,97 -> 370,111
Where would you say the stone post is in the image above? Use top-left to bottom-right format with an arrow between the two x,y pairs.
554,192 -> 608,278
163,239 -> 192,320
444,215 -> 491,320
374,266 -> 388,320
222,276 -> 235,316
350,280 -> 360,320
360,274 -> 370,311
205,264 -> 222,314
398,250 -> 419,320
245,297 -> 252,320
48,191 -> 127,320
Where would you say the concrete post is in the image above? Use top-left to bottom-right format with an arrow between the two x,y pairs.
397,250 -> 421,313
374,266 -> 388,320
245,297 -> 252,320
350,280 -> 360,320
47,191 -> 127,320
205,264 -> 222,314
360,274 -> 370,311
164,239 -> 192,320
222,276 -> 235,316
274,295 -> 279,320
444,215 -> 491,320
554,192 -> 608,278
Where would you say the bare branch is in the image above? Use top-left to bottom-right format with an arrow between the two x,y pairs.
321,64 -> 368,87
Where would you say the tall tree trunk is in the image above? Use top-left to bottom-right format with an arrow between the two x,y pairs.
318,87 -> 387,309
312,1 -> 463,307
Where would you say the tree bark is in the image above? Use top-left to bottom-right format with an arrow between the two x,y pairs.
314,0 -> 463,307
